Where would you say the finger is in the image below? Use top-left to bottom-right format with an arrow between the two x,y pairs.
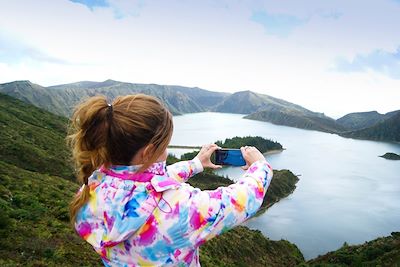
208,145 -> 220,153
241,164 -> 249,170
210,163 -> 222,169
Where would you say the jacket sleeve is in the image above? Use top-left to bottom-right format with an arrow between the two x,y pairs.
166,157 -> 204,182
180,160 -> 273,246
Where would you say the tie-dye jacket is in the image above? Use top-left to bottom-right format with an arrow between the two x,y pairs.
75,158 -> 273,266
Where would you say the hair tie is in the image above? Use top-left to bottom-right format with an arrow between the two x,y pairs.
107,103 -> 113,118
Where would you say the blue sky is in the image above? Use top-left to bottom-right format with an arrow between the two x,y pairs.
0,0 -> 399,117
70,0 -> 108,8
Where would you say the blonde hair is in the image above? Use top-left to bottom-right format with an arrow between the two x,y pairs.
66,94 -> 173,223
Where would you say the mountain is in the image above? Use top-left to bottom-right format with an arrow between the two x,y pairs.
2,80 -> 397,138
0,80 -> 345,134
213,91 -> 346,133
213,90 -> 315,115
341,111 -> 400,142
337,110 -> 400,131
0,80 -> 228,116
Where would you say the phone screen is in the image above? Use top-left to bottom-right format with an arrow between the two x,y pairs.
215,149 -> 246,166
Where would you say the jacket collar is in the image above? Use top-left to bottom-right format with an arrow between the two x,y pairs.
98,161 -> 180,192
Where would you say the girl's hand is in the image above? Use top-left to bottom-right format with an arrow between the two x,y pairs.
240,146 -> 266,170
196,144 -> 222,169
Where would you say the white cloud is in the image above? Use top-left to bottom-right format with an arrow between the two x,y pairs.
0,0 -> 399,117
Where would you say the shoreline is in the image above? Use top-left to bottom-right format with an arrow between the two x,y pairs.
264,148 -> 285,155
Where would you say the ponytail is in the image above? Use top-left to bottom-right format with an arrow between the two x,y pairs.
66,96 -> 112,223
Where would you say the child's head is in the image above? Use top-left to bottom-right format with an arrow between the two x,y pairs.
67,94 -> 173,222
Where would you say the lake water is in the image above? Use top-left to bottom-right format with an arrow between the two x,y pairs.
169,112 -> 400,260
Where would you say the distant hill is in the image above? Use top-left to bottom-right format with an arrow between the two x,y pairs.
337,110 -> 400,131
341,111 -> 400,142
0,80 -> 228,116
213,90 -> 314,115
213,90 -> 346,133
245,110 -> 346,133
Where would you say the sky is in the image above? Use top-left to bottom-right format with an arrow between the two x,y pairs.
0,0 -> 399,118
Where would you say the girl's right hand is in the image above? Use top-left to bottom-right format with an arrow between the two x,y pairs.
240,146 -> 265,170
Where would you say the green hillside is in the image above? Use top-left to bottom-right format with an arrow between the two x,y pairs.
200,226 -> 304,267
0,93 -> 74,180
336,110 -> 400,131
217,91 -> 346,133
0,161 -> 101,267
306,232 -> 400,266
246,109 -> 346,133
341,112 -> 400,142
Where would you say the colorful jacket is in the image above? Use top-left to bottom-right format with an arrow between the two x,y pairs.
75,158 -> 273,266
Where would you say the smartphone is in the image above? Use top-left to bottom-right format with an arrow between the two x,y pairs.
215,149 -> 246,166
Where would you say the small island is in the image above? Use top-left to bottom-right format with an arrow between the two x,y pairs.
215,136 -> 283,153
379,152 -> 400,160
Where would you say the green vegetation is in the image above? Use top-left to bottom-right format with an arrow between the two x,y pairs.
200,226 -> 304,267
0,93 -> 74,180
305,232 -> 400,266
215,136 -> 282,152
0,161 -> 101,267
380,152 -> 400,160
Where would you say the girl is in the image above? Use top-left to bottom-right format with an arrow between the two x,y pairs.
67,94 -> 273,266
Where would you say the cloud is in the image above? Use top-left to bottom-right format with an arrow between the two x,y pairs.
333,48 -> 400,79
69,0 -> 109,10
250,10 -> 308,37
69,0 -> 144,18
0,33 -> 71,65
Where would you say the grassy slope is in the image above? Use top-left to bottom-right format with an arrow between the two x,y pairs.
0,161 -> 101,267
305,232 -> 400,267
0,93 -> 74,180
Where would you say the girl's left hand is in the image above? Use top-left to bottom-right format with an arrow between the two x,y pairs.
196,144 -> 222,169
